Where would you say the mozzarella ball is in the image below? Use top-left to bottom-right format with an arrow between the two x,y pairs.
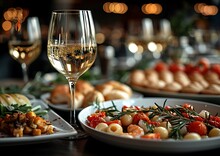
106,123 -> 123,135
120,114 -> 133,127
183,133 -> 201,140
209,128 -> 220,137
153,127 -> 169,139
95,123 -> 108,132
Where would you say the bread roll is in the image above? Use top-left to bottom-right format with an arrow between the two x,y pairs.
173,71 -> 191,87
128,70 -> 146,87
104,90 -> 130,101
201,84 -> 220,95
50,84 -> 70,104
67,91 -> 84,109
105,80 -> 133,97
181,81 -> 204,93
204,71 -> 220,85
144,69 -> 159,84
82,90 -> 105,108
95,83 -> 114,96
158,70 -> 174,84
76,80 -> 95,95
161,82 -> 182,92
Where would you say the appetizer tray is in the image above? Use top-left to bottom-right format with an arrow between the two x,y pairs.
0,99 -> 77,146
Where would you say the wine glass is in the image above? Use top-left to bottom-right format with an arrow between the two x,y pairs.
47,10 -> 97,139
126,18 -> 172,61
8,14 -> 41,84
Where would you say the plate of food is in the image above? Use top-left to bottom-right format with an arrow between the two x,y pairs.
126,58 -> 220,104
40,80 -> 143,111
0,93 -> 76,146
40,91 -> 143,112
78,97 -> 220,153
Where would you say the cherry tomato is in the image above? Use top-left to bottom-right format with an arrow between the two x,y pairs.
182,103 -> 193,110
182,112 -> 189,118
169,63 -> 185,73
208,115 -> 220,128
164,105 -> 171,111
87,111 -> 106,122
154,61 -> 168,72
132,112 -> 150,124
87,111 -> 106,128
193,116 -> 204,122
88,116 -> 106,128
106,120 -> 122,126
210,64 -> 220,76
187,121 -> 207,136
184,63 -> 194,74
197,58 -> 210,74
198,58 -> 210,68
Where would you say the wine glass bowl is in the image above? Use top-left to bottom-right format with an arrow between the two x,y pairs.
126,18 -> 172,60
47,10 -> 97,139
8,15 -> 41,83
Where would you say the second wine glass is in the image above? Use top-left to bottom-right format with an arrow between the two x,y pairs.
8,13 -> 41,84
47,10 -> 97,139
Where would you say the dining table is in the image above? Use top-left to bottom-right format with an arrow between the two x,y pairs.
1,78 -> 220,155
1,102 -> 220,156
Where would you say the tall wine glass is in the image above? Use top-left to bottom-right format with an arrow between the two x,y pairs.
8,12 -> 41,84
126,18 -> 172,60
47,10 -> 97,139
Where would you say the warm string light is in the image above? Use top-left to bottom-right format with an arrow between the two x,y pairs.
103,2 -> 128,14
2,7 -> 29,32
141,3 -> 162,15
194,3 -> 218,16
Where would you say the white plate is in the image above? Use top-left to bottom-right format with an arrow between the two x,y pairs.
78,97 -> 220,153
131,85 -> 220,104
40,93 -> 83,112
40,92 -> 143,112
0,99 -> 77,146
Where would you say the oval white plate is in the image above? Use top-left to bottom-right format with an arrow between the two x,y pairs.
78,97 -> 220,153
40,92 -> 143,112
131,85 -> 220,104
40,93 -> 80,112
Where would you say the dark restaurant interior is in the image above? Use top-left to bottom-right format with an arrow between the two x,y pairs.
1,0 -> 220,80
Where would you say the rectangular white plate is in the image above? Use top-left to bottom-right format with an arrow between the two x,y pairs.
0,99 -> 77,146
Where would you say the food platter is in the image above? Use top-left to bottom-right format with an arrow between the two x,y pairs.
40,92 -> 143,112
130,85 -> 220,105
0,99 -> 76,146
78,97 -> 220,153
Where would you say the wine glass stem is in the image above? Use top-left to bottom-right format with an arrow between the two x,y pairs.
21,63 -> 29,83
68,80 -> 77,125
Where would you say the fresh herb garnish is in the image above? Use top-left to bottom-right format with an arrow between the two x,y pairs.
0,104 -> 48,118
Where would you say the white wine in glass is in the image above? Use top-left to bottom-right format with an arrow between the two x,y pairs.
47,10 -> 97,139
8,15 -> 41,84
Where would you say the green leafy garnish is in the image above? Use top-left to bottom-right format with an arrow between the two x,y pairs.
0,104 -> 48,118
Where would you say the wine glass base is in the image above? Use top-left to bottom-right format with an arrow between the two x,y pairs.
64,123 -> 88,140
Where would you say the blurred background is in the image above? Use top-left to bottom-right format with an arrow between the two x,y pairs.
1,0 -> 220,81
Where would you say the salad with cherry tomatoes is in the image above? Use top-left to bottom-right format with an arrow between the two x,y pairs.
87,100 -> 220,140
